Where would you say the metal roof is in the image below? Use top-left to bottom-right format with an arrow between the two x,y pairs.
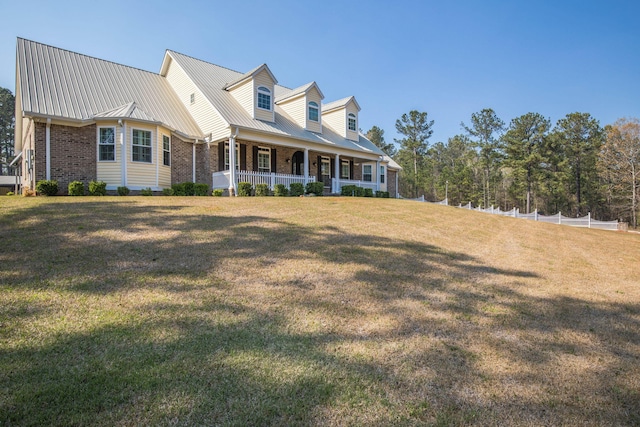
275,81 -> 324,104
166,50 -> 384,157
322,96 -> 361,113
17,38 -> 203,137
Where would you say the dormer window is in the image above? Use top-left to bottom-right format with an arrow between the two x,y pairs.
257,86 -> 272,111
348,113 -> 357,131
308,101 -> 319,122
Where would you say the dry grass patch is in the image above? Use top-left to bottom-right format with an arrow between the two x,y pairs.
1,196 -> 639,426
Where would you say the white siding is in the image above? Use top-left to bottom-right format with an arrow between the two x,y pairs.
306,87 -> 322,133
158,127 -> 172,188
229,78 -> 254,118
278,95 -> 306,129
96,121 -> 121,186
127,123 -> 157,187
322,109 -> 346,138
346,102 -> 359,142
164,57 -> 227,137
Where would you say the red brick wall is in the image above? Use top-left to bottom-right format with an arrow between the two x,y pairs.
171,136 -> 193,184
388,170 -> 397,198
34,122 -> 97,194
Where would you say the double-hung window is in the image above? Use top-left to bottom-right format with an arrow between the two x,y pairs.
98,127 -> 115,161
224,143 -> 240,170
321,157 -> 331,184
308,101 -> 319,122
348,113 -> 357,131
257,86 -> 272,111
363,164 -> 372,182
132,129 -> 152,163
258,147 -> 270,173
380,165 -> 385,184
341,160 -> 350,179
162,135 -> 170,166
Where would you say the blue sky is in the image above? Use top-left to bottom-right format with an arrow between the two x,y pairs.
1,0 -> 638,147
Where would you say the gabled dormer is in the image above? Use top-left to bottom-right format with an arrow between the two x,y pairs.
321,96 -> 361,142
275,81 -> 325,133
224,64 -> 277,123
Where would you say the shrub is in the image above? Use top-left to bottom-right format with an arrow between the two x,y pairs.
375,191 -> 390,198
255,183 -> 270,196
212,189 -> 224,197
172,182 -> 196,196
117,186 -> 130,196
162,188 -> 174,196
305,181 -> 324,196
6,191 -> 14,196
171,183 -> 185,196
364,188 -> 374,197
68,181 -> 85,196
341,185 -> 357,197
273,184 -> 288,197
194,183 -> 209,196
140,187 -> 153,196
237,182 -> 253,197
88,180 -> 107,196
289,182 -> 304,197
36,180 -> 58,196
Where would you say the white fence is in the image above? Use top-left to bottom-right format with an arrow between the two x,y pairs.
333,178 -> 378,193
212,170 -> 315,190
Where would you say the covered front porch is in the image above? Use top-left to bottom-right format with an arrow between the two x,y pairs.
210,137 -> 384,195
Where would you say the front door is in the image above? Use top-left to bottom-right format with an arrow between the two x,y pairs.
291,151 -> 304,175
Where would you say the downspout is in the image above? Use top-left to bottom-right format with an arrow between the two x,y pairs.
119,120 -> 127,187
192,140 -> 197,183
229,128 -> 239,196
395,170 -> 399,198
45,118 -> 51,180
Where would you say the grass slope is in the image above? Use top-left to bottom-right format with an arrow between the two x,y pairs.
1,197 -> 638,426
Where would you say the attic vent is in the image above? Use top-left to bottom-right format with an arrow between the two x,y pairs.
190,93 -> 195,104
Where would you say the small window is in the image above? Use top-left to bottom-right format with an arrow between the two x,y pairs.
98,127 -> 115,161
190,93 -> 195,104
363,164 -> 372,182
224,143 -> 240,170
308,101 -> 319,122
162,135 -> 171,166
321,157 -> 331,182
257,86 -> 272,111
258,147 -> 270,173
341,160 -> 350,179
348,113 -> 357,131
380,165 -> 385,184
132,129 -> 152,163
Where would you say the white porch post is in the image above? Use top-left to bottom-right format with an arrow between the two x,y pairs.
303,148 -> 309,185
333,154 -> 340,193
228,135 -> 237,196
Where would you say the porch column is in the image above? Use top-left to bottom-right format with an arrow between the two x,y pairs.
333,154 -> 340,193
303,148 -> 309,185
228,135 -> 237,196
376,159 -> 381,192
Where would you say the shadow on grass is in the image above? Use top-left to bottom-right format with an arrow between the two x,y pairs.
1,199 -> 638,425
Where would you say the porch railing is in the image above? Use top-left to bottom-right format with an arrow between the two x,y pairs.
333,178 -> 379,193
212,170 -> 315,191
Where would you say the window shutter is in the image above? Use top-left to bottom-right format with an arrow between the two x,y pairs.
218,142 -> 225,171
317,156 -> 322,181
240,144 -> 246,171
253,146 -> 259,172
350,160 -> 354,180
330,157 -> 335,178
271,148 -> 277,173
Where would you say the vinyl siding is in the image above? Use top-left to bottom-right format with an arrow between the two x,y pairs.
346,102 -> 359,142
96,121 -> 121,186
321,109 -> 345,138
254,69 -> 275,122
228,78 -> 253,118
158,127 -> 172,188
306,87 -> 322,133
164,57 -> 226,137
278,95 -> 306,129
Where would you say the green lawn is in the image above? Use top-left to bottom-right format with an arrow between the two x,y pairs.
1,196 -> 639,426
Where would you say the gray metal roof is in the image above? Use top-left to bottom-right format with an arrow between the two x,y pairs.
17,38 -> 202,137
166,50 -> 385,157
322,96 -> 361,113
275,81 -> 324,104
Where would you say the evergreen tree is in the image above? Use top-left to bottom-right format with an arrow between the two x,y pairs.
365,125 -> 397,157
394,110 -> 434,198
0,87 -> 15,175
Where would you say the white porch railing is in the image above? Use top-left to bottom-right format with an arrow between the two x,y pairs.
333,178 -> 379,193
212,170 -> 314,190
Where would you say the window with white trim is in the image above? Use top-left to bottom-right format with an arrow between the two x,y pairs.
308,101 -> 319,122
162,134 -> 170,166
348,113 -> 357,131
257,86 -> 272,110
190,93 -> 195,104
341,160 -> 350,179
98,127 -> 115,161
258,147 -> 271,173
132,129 -> 152,163
380,165 -> 385,184
224,143 -> 240,170
363,164 -> 372,182
321,156 -> 331,183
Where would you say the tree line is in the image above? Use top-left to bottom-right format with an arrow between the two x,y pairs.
366,109 -> 640,227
